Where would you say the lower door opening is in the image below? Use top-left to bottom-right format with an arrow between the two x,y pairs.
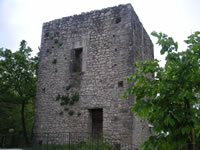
90,109 -> 103,137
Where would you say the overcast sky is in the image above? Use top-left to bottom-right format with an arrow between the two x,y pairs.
0,0 -> 199,64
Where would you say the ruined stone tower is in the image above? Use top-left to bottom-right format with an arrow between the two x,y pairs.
34,3 -> 153,147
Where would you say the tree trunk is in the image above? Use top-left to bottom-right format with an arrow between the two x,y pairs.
188,128 -> 195,150
21,99 -> 29,145
184,98 -> 195,150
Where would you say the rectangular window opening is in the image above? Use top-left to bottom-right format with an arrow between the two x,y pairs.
73,48 -> 83,73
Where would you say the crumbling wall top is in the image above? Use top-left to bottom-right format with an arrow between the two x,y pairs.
42,3 -> 140,28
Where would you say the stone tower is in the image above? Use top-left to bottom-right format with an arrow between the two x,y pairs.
34,3 -> 153,147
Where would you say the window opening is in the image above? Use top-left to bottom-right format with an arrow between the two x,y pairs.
73,48 -> 83,72
118,81 -> 124,87
115,17 -> 121,24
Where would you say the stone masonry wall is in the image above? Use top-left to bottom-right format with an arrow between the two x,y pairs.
34,3 -> 154,146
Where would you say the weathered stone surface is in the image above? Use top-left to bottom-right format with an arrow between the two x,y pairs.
34,3 -> 154,146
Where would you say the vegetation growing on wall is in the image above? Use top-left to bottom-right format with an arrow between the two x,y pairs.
56,84 -> 80,116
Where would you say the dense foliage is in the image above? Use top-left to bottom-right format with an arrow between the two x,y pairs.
0,40 -> 38,145
122,31 -> 200,150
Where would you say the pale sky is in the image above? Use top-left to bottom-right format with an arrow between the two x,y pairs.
0,0 -> 199,64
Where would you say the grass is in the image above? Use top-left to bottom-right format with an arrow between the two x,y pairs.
26,140 -> 118,150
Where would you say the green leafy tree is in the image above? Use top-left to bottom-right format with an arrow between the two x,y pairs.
122,31 -> 200,150
0,40 -> 38,145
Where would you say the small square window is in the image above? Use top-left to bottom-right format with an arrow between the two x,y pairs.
118,81 -> 123,87
115,17 -> 121,24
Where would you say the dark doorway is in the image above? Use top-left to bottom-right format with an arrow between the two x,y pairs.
90,109 -> 103,137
